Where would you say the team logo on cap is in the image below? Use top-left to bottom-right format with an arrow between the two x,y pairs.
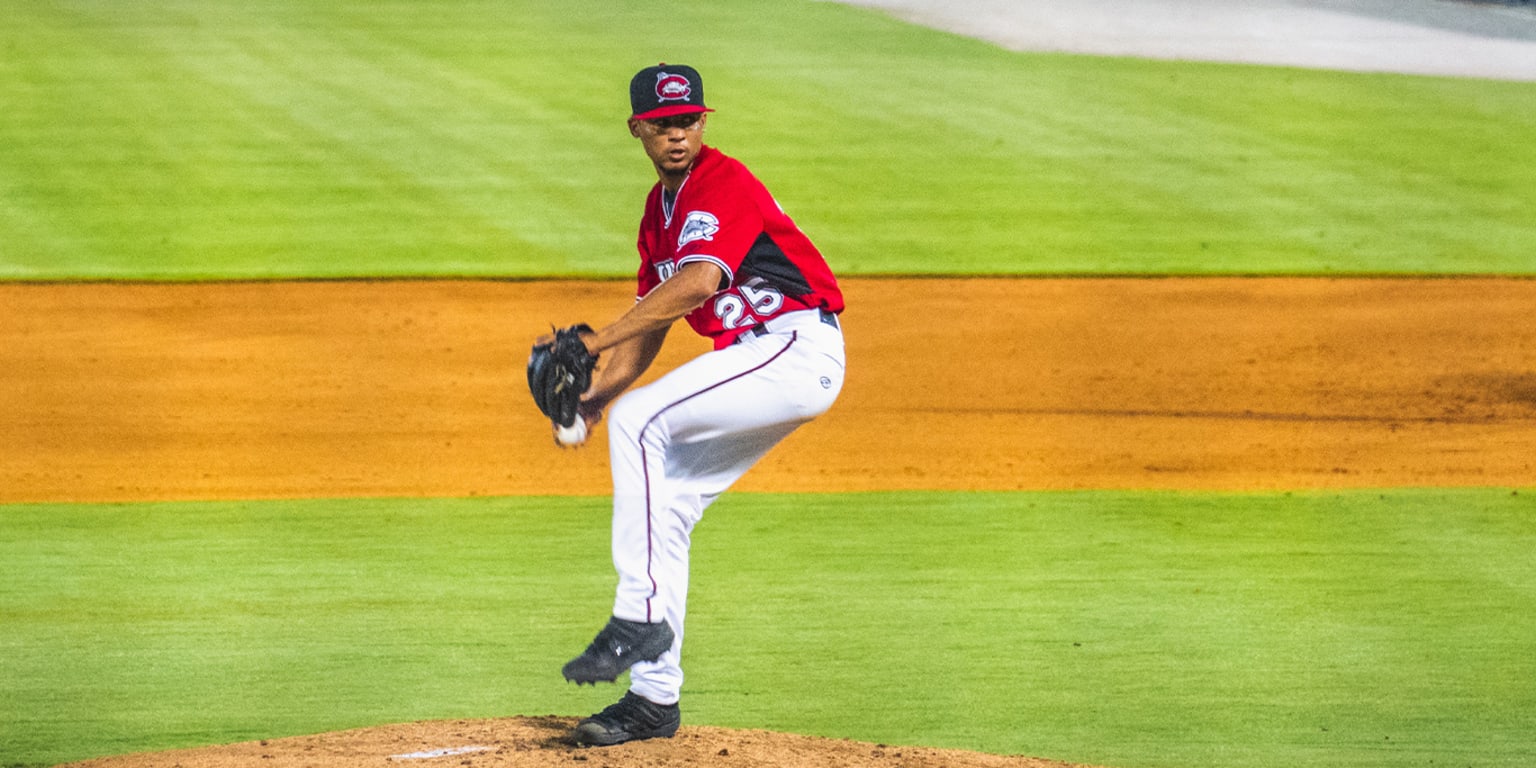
655,72 -> 693,102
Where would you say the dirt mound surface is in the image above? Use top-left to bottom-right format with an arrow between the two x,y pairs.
57,716 -> 1097,768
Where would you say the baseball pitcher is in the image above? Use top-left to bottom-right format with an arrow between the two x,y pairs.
527,63 -> 846,746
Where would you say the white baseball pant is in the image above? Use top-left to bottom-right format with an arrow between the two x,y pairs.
603,308 -> 845,705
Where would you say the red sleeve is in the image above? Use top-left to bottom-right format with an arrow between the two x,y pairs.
671,163 -> 763,283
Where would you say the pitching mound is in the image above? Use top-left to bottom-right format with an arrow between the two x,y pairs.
58,716 -> 1096,768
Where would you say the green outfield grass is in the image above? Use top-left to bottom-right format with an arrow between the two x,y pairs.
3,490 -> 1533,768
2,0 -> 1534,279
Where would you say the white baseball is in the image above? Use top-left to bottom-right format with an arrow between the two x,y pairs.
554,418 -> 588,447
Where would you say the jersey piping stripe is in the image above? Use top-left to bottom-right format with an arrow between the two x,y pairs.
676,254 -> 734,284
660,175 -> 690,228
635,331 -> 800,623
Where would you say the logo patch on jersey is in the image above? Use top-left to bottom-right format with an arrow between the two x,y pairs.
678,211 -> 719,248
655,73 -> 693,103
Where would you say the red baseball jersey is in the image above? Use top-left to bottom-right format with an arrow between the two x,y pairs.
636,145 -> 843,349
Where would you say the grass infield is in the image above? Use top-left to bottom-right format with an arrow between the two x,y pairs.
2,0 -> 1534,279
2,490 -> 1533,768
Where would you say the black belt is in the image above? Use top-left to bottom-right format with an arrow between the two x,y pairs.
746,308 -> 840,338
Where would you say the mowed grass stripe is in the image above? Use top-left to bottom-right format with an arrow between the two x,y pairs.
2,1 -> 1534,279
0,2 -> 629,278
2,490 -> 1532,767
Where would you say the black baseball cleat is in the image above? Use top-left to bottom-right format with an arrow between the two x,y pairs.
572,691 -> 680,746
562,616 -> 675,684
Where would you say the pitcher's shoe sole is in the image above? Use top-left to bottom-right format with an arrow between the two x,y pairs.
572,691 -> 680,746
562,616 -> 675,684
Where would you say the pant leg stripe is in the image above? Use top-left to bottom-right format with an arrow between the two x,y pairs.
636,332 -> 799,622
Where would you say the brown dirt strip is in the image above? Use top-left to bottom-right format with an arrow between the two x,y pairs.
57,716 -> 1102,768
3,277 -> 1534,505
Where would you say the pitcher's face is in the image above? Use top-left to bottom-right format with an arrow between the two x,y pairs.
631,113 -> 707,184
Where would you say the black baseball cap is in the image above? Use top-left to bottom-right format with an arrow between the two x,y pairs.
630,63 -> 714,121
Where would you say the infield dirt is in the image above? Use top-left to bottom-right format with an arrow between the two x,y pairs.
11,276 -> 1536,768
4,278 -> 1534,506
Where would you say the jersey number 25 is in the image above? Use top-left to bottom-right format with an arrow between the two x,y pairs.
714,283 -> 784,329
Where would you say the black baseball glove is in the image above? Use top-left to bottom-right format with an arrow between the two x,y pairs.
527,324 -> 599,428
